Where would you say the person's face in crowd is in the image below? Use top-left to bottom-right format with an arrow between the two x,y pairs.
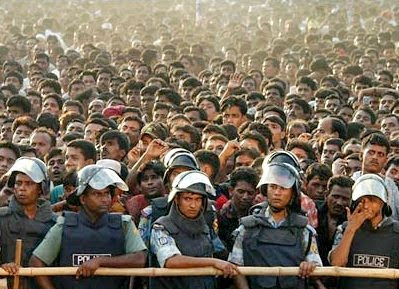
314,97 -> 326,111
65,146 -> 91,172
140,169 -> 164,198
14,173 -> 41,206
332,63 -> 344,78
343,143 -> 361,155
235,154 -> 255,168
305,176 -> 328,201
358,195 -> 384,222
249,71 -> 262,89
342,73 -> 354,87
26,94 -> 41,117
175,192 -> 203,219
80,187 -> 112,218
262,60 -> 279,79
326,185 -> 352,218
119,120 -> 141,147
183,110 -> 199,123
84,123 -> 104,144
96,72 -> 111,92
359,56 -> 372,70
267,183 -> 293,211
378,73 -> 392,86
222,106 -> 245,128
265,120 -> 285,147
386,163 -> 399,187
34,57 -> 49,72
88,100 -> 105,115
173,128 -> 192,143
0,123 -> 13,142
120,70 -> 133,81
135,66 -> 150,83
242,79 -> 256,92
296,83 -> 313,101
387,61 -> 399,75
321,144 -> 340,167
383,48 -> 396,59
56,56 -> 69,71
381,116 -> 399,139
100,138 -> 125,161
220,64 -> 234,77
285,102 -> 307,121
345,158 -> 361,176
230,180 -> 256,212
141,93 -> 156,116
338,107 -> 354,123
265,88 -> 283,107
42,97 -> 60,116
138,134 -> 154,155
82,75 -> 96,89
30,132 -> 52,159
0,147 -> 17,178
199,100 -> 217,121
240,138 -> 263,155
181,85 -> 195,101
69,83 -> 85,99
362,144 -> 388,174
287,125 -> 306,141
47,154 -> 65,185
390,145 -> 399,157
290,147 -> 308,161
12,125 -> 33,144
66,121 -> 85,134
353,110 -> 372,127
379,94 -> 396,111
126,88 -> 141,107
285,62 -> 298,78
4,76 -> 22,91
7,105 -> 24,119
325,98 -> 341,113
153,108 -> 169,123
40,85 -> 56,97
205,138 -> 226,156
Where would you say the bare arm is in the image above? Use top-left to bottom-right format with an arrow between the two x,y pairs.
29,256 -> 56,289
165,255 -> 238,278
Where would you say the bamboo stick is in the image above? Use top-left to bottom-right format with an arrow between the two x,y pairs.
13,239 -> 22,289
0,266 -> 398,278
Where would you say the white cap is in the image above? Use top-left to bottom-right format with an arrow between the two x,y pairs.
168,171 -> 215,202
352,174 -> 388,203
6,157 -> 47,184
96,159 -> 122,175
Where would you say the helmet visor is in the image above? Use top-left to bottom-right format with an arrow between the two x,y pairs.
258,163 -> 297,189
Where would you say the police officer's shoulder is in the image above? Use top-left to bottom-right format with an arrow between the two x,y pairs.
249,201 -> 267,215
240,215 -> 257,228
0,206 -> 11,217
390,218 -> 399,233
154,216 -> 179,234
305,224 -> 317,236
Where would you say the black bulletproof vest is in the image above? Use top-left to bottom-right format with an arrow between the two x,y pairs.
241,210 -> 308,289
150,206 -> 216,289
57,211 -> 128,289
339,219 -> 399,289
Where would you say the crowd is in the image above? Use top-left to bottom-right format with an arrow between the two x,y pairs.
0,0 -> 398,288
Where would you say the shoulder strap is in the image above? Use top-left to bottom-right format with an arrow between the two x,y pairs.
155,215 -> 179,234
0,207 -> 11,217
151,196 -> 169,224
240,215 -> 258,228
108,213 -> 123,229
63,211 -> 78,227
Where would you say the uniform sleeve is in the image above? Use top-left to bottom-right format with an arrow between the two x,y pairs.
32,216 -> 64,265
138,206 -> 152,248
150,225 -> 181,268
303,225 -> 323,266
327,224 -> 344,264
227,225 -> 246,265
122,215 -> 147,254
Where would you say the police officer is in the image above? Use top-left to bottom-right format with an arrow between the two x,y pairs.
150,170 -> 238,289
30,164 -> 147,289
0,157 -> 56,289
330,174 -> 399,289
229,152 -> 322,289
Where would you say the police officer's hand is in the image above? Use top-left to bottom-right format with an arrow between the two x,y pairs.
212,259 -> 239,278
346,202 -> 373,232
298,261 -> 316,278
1,262 -> 19,275
76,258 -> 101,279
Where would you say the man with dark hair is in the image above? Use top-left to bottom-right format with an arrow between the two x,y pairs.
155,88 -> 182,107
321,138 -> 344,167
100,130 -> 130,162
218,167 -> 259,251
285,97 -> 312,121
263,83 -> 285,107
180,77 -> 202,101
220,60 -> 236,77
42,93 -> 63,117
0,141 -> 20,178
3,71 -> 24,92
286,139 -> 316,162
296,76 -> 317,101
221,96 -> 247,129
380,114 -> 399,139
239,131 -> 268,155
183,106 -> 207,123
141,85 -> 158,121
172,125 -> 201,152
65,140 -> 96,173
6,95 -> 31,118
152,103 -> 170,123
262,57 -> 280,79
264,115 -> 286,150
38,79 -> 62,95
118,116 -> 144,148
314,117 -> 347,140
194,149 -> 221,184
96,68 -> 113,93
304,163 -> 333,202
234,148 -> 260,168
12,116 -> 38,144
44,148 -> 65,187
29,127 -> 56,159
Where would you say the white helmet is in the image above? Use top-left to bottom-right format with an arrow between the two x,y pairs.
76,164 -> 128,196
6,157 -> 51,195
352,174 -> 388,204
168,170 -> 215,203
